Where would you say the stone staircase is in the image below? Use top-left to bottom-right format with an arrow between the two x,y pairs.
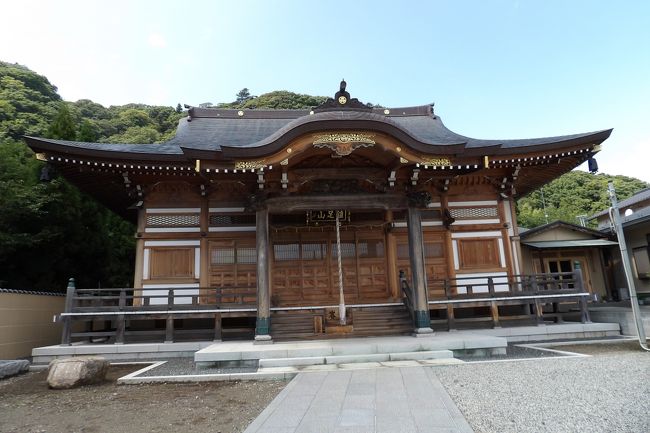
194,334 -> 467,370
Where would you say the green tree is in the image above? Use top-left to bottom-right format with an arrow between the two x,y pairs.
516,171 -> 649,228
217,90 -> 327,109
0,62 -> 139,290
235,88 -> 254,104
77,119 -> 98,142
47,103 -> 76,140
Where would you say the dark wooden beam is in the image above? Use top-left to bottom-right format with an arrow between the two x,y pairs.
264,194 -> 408,212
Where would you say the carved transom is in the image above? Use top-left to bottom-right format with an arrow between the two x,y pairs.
312,133 -> 375,156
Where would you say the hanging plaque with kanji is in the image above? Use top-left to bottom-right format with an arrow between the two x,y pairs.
306,210 -> 350,225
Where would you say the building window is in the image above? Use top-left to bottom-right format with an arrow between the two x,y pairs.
546,259 -> 576,289
273,243 -> 300,261
211,243 -> 257,265
209,214 -> 256,226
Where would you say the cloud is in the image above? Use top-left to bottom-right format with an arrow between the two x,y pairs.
147,32 -> 167,48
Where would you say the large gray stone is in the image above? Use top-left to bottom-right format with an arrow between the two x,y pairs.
0,360 -> 30,379
47,356 -> 109,389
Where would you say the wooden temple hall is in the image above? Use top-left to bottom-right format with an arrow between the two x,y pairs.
26,82 -> 612,344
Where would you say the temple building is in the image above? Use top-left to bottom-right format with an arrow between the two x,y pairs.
25,82 -> 612,343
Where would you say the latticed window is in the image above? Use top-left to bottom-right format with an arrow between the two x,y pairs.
146,214 -> 200,227
358,239 -> 385,258
237,247 -> 257,264
331,242 -> 356,259
397,242 -> 443,259
449,207 -> 498,219
209,214 -> 256,226
210,246 -> 257,265
274,243 -> 300,261
211,248 -> 235,264
301,243 -> 327,260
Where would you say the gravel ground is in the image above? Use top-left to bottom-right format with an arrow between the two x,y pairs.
138,357 -> 257,377
435,344 -> 650,433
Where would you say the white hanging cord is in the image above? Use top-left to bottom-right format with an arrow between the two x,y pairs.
336,212 -> 346,325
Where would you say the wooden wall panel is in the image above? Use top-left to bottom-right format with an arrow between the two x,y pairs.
457,238 -> 501,270
149,248 -> 194,279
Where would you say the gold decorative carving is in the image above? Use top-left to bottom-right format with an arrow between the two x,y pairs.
35,152 -> 48,161
421,157 -> 452,167
400,157 -> 409,164
234,160 -> 266,170
313,133 -> 375,156
280,158 -> 289,166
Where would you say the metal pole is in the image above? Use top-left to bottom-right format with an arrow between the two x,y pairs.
607,182 -> 648,348
336,212 -> 346,325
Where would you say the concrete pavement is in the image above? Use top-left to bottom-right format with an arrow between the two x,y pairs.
243,367 -> 474,433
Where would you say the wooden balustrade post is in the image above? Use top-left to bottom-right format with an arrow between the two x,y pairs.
213,313 -> 222,341
115,289 -> 126,344
487,277 -> 501,327
490,301 -> 501,328
533,298 -> 545,326
61,278 -> 75,345
487,277 -> 495,295
443,280 -> 455,331
165,289 -> 174,343
446,303 -> 456,331
574,261 -> 591,323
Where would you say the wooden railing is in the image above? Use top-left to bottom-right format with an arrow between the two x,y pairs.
398,270 -> 415,325
59,283 -> 257,345
427,270 -> 592,330
58,269 -> 594,344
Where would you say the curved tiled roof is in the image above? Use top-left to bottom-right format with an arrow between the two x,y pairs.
26,104 -> 612,161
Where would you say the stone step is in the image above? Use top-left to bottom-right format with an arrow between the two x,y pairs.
257,349 -> 454,368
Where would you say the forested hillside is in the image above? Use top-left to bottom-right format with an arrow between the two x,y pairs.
516,171 -> 648,228
1,61 -> 648,290
0,61 -> 183,290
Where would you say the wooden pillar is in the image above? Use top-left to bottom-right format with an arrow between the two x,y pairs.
406,206 -> 433,334
133,208 -> 146,306
255,207 -> 272,343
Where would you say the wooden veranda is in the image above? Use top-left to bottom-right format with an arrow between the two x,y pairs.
58,268 -> 592,345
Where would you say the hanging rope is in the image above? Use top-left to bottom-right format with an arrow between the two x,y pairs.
336,212 -> 346,325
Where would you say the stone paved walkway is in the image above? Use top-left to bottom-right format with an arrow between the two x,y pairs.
243,367 -> 474,433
